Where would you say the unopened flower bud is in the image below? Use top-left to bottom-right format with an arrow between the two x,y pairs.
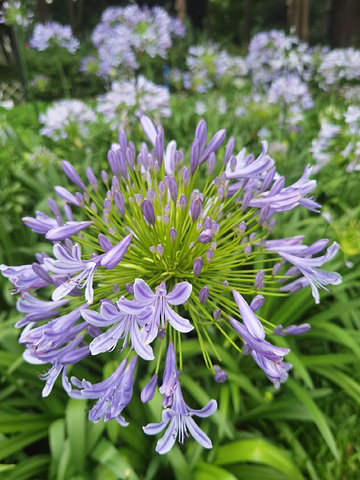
206,249 -> 214,263
208,152 -> 216,176
193,257 -> 203,277
214,365 -> 228,383
141,374 -> 158,403
190,197 -> 202,222
168,176 -> 178,203
199,286 -> 209,304
101,234 -> 132,270
198,229 -> 213,244
125,283 -> 134,294
182,167 -> 190,186
169,227 -> 177,242
157,244 -> 164,256
158,181 -> 166,197
250,294 -> 265,311
244,244 -> 252,256
272,263 -> 282,276
141,198 -> 155,225
179,194 -> 187,210
190,139 -> 200,174
213,308 -> 221,320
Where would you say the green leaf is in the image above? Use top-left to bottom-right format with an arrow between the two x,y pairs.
194,462 -> 238,480
311,366 -> 360,405
91,438 -> 139,480
0,429 -> 48,461
286,379 -> 338,459
0,414 -> 52,433
66,398 -> 87,474
214,438 -> 305,480
4,455 -> 49,480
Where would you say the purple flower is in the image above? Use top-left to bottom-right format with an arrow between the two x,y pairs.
71,356 -> 137,425
230,292 -> 291,388
24,335 -> 89,397
81,299 -> 154,361
143,378 -> 217,454
118,279 -> 193,344
266,240 -> 342,303
30,22 -> 79,53
44,243 -> 99,303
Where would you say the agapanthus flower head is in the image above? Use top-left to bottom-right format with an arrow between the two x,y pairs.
30,22 -> 79,54
246,29 -> 313,88
2,115 -> 340,453
0,0 -> 33,27
97,76 -> 171,129
39,100 -> 97,141
317,47 -> 360,91
86,5 -> 184,78
178,42 -> 247,92
310,104 -> 360,173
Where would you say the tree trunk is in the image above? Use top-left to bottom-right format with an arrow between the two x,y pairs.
243,0 -> 253,47
175,0 -> 187,23
37,0 -> 51,23
68,0 -> 85,34
328,0 -> 360,47
286,0 -> 310,39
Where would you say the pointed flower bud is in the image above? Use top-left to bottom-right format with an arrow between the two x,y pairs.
224,136 -> 235,166
214,365 -> 228,383
169,227 -> 177,242
193,257 -> 203,277
191,197 -> 202,222
195,119 -> 207,151
213,309 -> 221,320
250,294 -> 265,311
208,152 -> 216,176
141,198 -> 155,225
198,229 -> 213,244
273,323 -> 311,336
61,160 -> 86,191
199,286 -> 209,304
101,234 -> 132,269
141,374 -> 158,403
168,176 -> 178,203
190,139 -> 200,174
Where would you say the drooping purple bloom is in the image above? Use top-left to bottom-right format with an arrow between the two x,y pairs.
23,333 -> 89,397
71,356 -> 137,425
266,240 -> 342,303
143,377 -> 217,453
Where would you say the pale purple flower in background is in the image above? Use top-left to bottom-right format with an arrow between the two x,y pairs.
39,100 -> 97,141
97,76 -> 170,128
30,22 -> 79,53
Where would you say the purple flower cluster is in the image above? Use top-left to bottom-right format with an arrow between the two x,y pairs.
97,76 -> 171,129
245,30 -> 313,88
30,22 -> 79,54
317,48 -> 360,91
85,5 -> 185,78
39,100 -> 97,141
1,116 -> 341,453
0,0 -> 33,28
172,42 -> 247,93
